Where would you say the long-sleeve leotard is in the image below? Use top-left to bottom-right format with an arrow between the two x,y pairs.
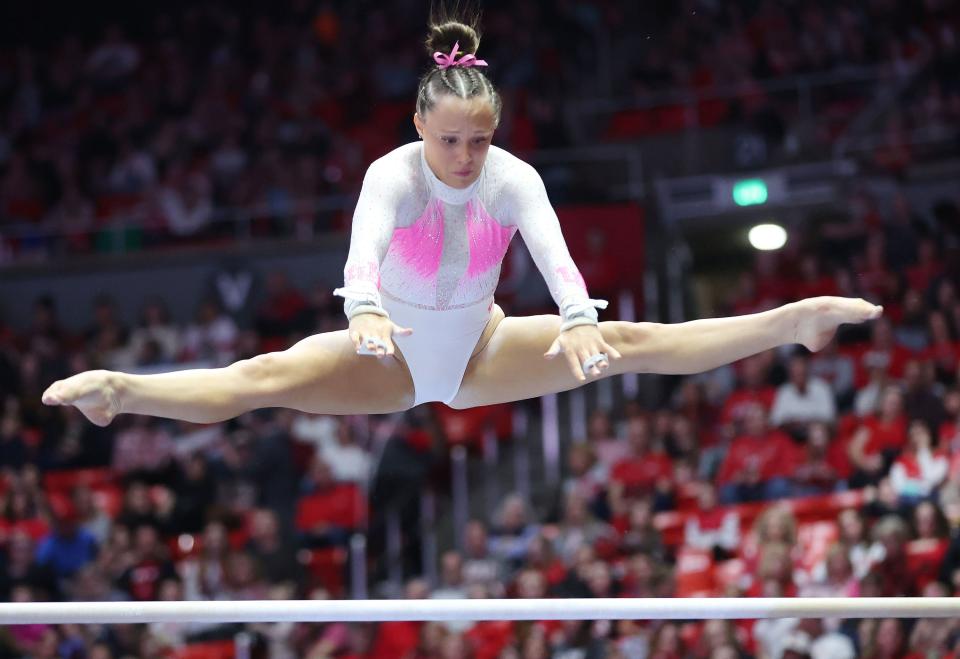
337,142 -> 595,318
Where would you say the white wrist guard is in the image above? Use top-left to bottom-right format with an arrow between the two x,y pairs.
560,298 -> 608,332
333,287 -> 390,320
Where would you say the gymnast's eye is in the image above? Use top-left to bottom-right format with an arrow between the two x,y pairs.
441,136 -> 458,145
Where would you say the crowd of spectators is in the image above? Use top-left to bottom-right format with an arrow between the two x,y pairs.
4,1 -> 960,657
1,0 -> 959,262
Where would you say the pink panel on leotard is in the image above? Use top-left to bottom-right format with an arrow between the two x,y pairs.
555,265 -> 588,293
466,200 -> 516,278
344,261 -> 381,288
387,200 -> 444,279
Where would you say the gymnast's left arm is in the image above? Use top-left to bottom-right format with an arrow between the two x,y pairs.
504,159 -> 622,380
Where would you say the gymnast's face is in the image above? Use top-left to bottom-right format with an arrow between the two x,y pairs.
414,95 -> 497,189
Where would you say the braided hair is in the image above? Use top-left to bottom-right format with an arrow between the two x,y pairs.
416,19 -> 502,124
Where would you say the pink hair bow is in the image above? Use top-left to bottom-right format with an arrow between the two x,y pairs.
433,41 -> 488,69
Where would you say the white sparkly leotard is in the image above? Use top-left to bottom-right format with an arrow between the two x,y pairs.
336,142 -> 597,405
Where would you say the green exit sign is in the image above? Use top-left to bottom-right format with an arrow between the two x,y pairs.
732,179 -> 768,206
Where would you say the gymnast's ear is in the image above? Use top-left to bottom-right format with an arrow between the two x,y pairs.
413,112 -> 425,139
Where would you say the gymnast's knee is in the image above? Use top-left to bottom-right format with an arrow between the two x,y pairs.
230,353 -> 281,398
601,321 -> 661,371
603,320 -> 657,349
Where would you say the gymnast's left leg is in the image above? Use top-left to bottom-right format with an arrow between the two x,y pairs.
448,296 -> 881,409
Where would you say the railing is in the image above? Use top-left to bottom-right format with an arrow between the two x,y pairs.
0,194 -> 352,265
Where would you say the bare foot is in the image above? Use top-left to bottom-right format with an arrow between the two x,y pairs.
794,296 -> 883,352
42,370 -> 122,427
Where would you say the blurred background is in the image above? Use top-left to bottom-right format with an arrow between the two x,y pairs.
0,0 -> 959,657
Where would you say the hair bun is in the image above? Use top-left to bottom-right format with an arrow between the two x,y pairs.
425,20 -> 480,58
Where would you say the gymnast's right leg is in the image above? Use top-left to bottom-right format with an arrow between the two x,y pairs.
42,330 -> 416,426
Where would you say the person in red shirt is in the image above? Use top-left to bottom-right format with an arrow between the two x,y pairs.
791,421 -> 848,496
851,317 -> 913,388
719,353 -> 777,431
716,404 -> 802,504
922,311 -> 960,385
791,253 -> 838,300
609,416 -> 673,509
939,388 -> 960,452
905,237 -> 944,295
847,386 -> 908,488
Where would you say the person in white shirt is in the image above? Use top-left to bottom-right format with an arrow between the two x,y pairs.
770,353 -> 837,435
889,420 -> 948,502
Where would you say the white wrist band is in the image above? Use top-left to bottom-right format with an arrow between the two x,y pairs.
560,298 -> 608,332
334,287 -> 390,320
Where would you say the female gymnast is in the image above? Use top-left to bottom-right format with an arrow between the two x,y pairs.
42,19 -> 881,428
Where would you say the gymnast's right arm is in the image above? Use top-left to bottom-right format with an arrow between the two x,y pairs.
334,158 -> 411,357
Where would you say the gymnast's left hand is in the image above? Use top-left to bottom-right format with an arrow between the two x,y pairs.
544,325 -> 622,381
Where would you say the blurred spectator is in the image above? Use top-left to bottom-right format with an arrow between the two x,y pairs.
0,530 -> 59,600
617,497 -> 666,560
0,398 -> 31,469
716,404 -> 800,504
922,311 -> 959,385
551,490 -> 616,565
869,515 -> 914,597
792,421 -> 847,496
462,520 -> 505,596
71,485 -> 111,546
117,524 -> 176,601
127,298 -> 181,369
848,386 -> 908,488
808,339 -> 856,410
800,542 -> 859,599
318,418 -> 371,487
585,408 -> 627,469
221,549 -> 269,600
431,550 -> 468,604
489,494 -> 540,572
157,170 -> 214,239
902,359 -> 947,435
256,272 -> 308,349
170,452 -> 217,535
563,443 -> 607,519
180,299 -> 238,366
770,353 -> 837,437
855,318 -> 911,386
85,295 -> 129,370
609,415 -> 673,510
115,480 -> 160,531
181,520 -> 230,601
34,508 -> 98,582
854,360 -> 893,418
888,420 -> 948,503
246,508 -> 302,589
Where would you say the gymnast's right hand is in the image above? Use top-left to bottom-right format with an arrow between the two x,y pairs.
348,313 -> 412,358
